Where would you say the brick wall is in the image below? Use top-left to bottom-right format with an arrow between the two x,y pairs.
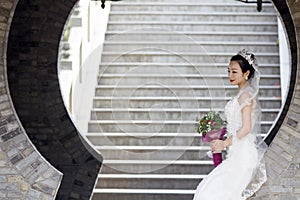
251,0 -> 300,199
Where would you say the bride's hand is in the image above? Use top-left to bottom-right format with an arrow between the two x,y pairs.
211,139 -> 224,153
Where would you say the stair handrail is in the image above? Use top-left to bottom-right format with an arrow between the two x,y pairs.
91,0 -> 122,9
236,0 -> 272,12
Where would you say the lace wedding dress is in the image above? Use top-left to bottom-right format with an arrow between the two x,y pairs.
193,87 -> 267,200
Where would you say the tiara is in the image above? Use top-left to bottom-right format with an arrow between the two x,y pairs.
237,49 -> 257,69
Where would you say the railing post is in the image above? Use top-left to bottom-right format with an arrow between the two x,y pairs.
257,0 -> 262,11
236,0 -> 269,12
91,0 -> 122,9
101,0 -> 105,9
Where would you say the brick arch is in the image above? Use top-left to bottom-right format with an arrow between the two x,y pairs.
264,0 -> 298,146
3,0 -> 103,199
252,1 -> 300,198
0,0 -> 299,199
0,1 -> 64,199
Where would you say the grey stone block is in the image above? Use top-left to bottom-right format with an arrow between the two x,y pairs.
0,191 -> 5,197
15,152 -> 39,171
7,191 -> 25,198
0,167 -> 17,175
0,182 -> 20,191
10,154 -> 24,164
0,175 -> 7,182
1,130 -> 21,142
28,189 -> 41,199
7,147 -> 19,158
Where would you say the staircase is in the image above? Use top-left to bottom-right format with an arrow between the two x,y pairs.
88,0 -> 281,199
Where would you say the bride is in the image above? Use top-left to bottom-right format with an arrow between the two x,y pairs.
193,50 -> 267,200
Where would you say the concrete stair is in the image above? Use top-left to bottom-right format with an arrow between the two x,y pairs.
89,0 -> 281,199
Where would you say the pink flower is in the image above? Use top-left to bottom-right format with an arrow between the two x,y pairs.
212,122 -> 217,126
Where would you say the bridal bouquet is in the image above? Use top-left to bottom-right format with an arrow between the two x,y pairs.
195,111 -> 227,167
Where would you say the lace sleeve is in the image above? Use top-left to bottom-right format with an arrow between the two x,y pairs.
237,87 -> 254,110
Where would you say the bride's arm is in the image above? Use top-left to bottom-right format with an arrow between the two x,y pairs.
236,103 -> 252,139
211,135 -> 232,153
236,92 -> 253,139
212,94 -> 253,151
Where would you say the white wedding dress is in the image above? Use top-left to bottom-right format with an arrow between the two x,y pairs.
193,89 -> 267,200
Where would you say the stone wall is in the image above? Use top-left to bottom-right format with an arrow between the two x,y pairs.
0,0 -> 63,199
252,0 -> 300,199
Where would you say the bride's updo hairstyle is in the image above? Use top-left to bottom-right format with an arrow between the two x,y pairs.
230,54 -> 255,80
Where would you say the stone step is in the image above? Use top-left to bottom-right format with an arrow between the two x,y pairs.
91,108 -> 280,121
97,73 -> 280,86
95,145 -> 213,160
108,12 -> 277,22
105,31 -> 278,42
98,74 -> 280,78
110,2 -> 275,13
99,62 -> 280,74
88,134 -> 201,146
92,189 -> 194,200
90,133 -> 266,140
100,160 -> 214,174
90,107 -> 280,112
96,174 -> 205,189
94,145 -> 212,160
92,96 -> 281,109
102,41 -> 279,53
125,0 -> 267,2
90,133 -> 268,150
92,99 -> 186,109
94,85 -> 281,98
92,96 -> 281,101
100,52 -> 279,64
106,21 -> 278,32
115,0 -> 273,4
92,141 -> 266,161
90,108 -> 279,121
88,119 -> 274,134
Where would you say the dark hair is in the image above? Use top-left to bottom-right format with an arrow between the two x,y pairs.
230,55 -> 255,79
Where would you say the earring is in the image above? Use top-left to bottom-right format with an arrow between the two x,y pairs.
245,76 -> 248,81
